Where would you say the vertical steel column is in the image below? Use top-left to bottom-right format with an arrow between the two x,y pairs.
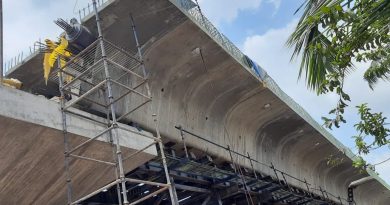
130,14 -> 151,97
280,172 -> 291,191
270,163 -> 281,186
319,186 -> 326,201
338,196 -> 343,205
227,146 -> 252,205
109,129 -> 123,205
130,15 -> 176,205
103,93 -> 123,205
303,178 -> 313,200
201,196 -> 211,205
91,1 -> 129,204
154,113 -> 177,205
324,189 -> 330,201
58,57 -> 73,204
179,126 -> 189,159
227,146 -> 237,173
247,152 -> 258,179
216,192 -> 223,205
169,177 -> 179,205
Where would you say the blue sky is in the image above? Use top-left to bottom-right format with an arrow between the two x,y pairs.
3,0 -> 390,183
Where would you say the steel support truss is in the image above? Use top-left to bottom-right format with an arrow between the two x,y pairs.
84,125 -> 347,205
50,0 -> 175,204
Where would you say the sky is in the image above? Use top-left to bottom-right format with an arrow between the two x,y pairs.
2,0 -> 390,183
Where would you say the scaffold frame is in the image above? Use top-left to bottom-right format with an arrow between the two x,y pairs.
52,0 -> 175,204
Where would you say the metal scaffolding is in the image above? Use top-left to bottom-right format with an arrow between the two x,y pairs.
170,126 -> 347,205
50,0 -> 174,204
81,125 -> 347,205
45,1 -> 349,204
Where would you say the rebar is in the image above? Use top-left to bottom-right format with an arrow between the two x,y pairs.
54,18 -> 76,35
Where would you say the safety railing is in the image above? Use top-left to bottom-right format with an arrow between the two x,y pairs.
3,40 -> 42,75
76,0 -> 110,22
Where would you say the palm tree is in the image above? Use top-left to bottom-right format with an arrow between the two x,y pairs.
287,0 -> 390,92
286,0 -> 390,166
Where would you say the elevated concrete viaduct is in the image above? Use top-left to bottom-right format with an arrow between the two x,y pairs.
0,86 -> 156,204
4,0 -> 390,204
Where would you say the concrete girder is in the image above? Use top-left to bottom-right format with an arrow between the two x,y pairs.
129,19 -> 390,204
0,86 -> 157,204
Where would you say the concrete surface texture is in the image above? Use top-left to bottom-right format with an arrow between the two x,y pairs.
82,0 -> 389,204
113,20 -> 390,204
0,85 -> 157,204
4,0 -> 390,204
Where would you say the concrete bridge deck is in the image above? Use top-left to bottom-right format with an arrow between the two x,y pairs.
4,0 -> 390,204
0,85 -> 156,204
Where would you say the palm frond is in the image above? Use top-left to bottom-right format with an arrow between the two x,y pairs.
286,0 -> 342,92
364,55 -> 390,89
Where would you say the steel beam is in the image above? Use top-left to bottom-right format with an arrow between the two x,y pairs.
174,183 -> 211,193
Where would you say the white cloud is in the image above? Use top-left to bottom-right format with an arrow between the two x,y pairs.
243,19 -> 390,183
197,0 -> 262,26
243,19 -> 339,121
3,0 -> 81,66
242,18 -> 390,134
268,0 -> 281,11
197,0 -> 283,26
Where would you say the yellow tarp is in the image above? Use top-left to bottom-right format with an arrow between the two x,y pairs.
2,78 -> 22,89
43,37 -> 72,84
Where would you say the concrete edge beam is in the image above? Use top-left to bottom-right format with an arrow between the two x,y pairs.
0,85 -> 157,156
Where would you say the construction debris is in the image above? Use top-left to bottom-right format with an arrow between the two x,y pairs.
2,78 -> 22,89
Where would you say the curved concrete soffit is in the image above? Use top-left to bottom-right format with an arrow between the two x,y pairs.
168,0 -> 390,193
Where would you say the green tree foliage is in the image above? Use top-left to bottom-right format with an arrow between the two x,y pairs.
287,0 -> 390,169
